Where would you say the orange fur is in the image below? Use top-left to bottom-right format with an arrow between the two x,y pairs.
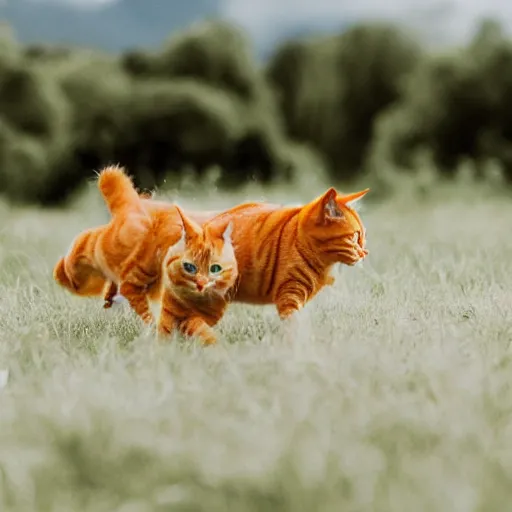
54,165 -> 369,342
202,186 -> 369,319
158,207 -> 237,345
53,165 -> 237,345
113,180 -> 370,320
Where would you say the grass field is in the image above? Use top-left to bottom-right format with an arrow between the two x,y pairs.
1,179 -> 512,511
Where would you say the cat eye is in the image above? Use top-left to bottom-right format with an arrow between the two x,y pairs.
210,264 -> 222,274
183,262 -> 198,274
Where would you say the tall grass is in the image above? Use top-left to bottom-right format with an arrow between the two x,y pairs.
0,180 -> 511,511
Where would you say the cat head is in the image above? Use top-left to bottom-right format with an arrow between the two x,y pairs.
163,207 -> 238,296
299,187 -> 370,266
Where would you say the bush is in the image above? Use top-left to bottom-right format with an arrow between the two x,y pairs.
16,18 -> 512,204
267,23 -> 422,181
265,40 -> 309,139
0,121 -> 48,202
152,21 -> 260,101
114,78 -> 244,188
23,44 -> 73,63
56,55 -> 131,171
370,19 -> 512,182
0,37 -> 74,204
0,19 -> 302,205
0,64 -> 69,139
120,49 -> 158,78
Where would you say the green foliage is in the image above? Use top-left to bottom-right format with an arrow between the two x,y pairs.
0,132 -> 49,202
56,55 -> 132,187
2,17 -> 512,205
0,20 -> 296,205
120,49 -> 158,78
267,23 -> 422,181
116,78 -> 243,187
23,43 -> 73,63
0,64 -> 69,139
154,21 -> 260,101
119,20 -> 291,189
371,19 -> 512,182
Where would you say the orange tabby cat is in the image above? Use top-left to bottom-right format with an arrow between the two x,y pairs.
54,182 -> 224,309
95,167 -> 370,321
55,165 -> 369,339
158,207 -> 238,345
53,166 -> 237,345
200,187 -> 369,319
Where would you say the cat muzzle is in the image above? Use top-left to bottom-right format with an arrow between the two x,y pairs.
195,277 -> 208,292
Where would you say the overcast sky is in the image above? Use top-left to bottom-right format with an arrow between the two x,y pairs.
34,0 -> 512,47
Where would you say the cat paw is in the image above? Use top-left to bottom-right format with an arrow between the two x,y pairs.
325,275 -> 335,286
200,334 -> 217,346
141,312 -> 155,325
103,294 -> 127,309
278,306 -> 298,320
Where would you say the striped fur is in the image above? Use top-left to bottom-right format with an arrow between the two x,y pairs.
201,186 -> 369,319
53,165 -> 237,345
54,165 -> 370,341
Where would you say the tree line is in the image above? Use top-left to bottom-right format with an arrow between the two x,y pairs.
0,18 -> 511,205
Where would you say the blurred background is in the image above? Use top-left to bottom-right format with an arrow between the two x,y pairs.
1,0 -> 512,206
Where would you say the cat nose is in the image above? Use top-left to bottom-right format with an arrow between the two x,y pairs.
196,277 -> 208,291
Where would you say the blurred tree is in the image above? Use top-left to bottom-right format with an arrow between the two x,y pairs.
265,40 -> 309,140
371,18 -> 512,182
114,78 -> 243,188
267,23 -> 422,181
121,49 -> 158,78
152,21 -> 260,101
24,44 -> 73,63
56,56 -> 131,175
120,20 -> 291,189
0,65 -> 69,139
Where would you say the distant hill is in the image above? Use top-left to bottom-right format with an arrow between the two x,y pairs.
0,0 -> 223,52
0,0 -> 350,60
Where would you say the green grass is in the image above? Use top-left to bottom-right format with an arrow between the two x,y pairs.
1,181 -> 512,511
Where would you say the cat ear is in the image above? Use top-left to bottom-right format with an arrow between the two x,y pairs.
219,222 -> 235,259
339,188 -> 370,207
175,205 -> 202,241
320,187 -> 343,221
222,222 -> 233,246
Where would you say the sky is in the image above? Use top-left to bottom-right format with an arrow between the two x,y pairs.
34,0 -> 512,47
222,0 -> 512,47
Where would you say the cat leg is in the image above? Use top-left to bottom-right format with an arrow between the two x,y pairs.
119,281 -> 154,324
118,248 -> 160,324
179,317 -> 217,346
275,286 -> 309,345
103,281 -> 118,309
158,290 -> 216,346
157,290 -> 179,339
275,287 -> 307,320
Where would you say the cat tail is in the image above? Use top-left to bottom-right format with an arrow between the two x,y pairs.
53,256 -> 108,295
97,164 -> 145,217
53,257 -> 73,290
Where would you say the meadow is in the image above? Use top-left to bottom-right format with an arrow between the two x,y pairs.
0,176 -> 511,511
